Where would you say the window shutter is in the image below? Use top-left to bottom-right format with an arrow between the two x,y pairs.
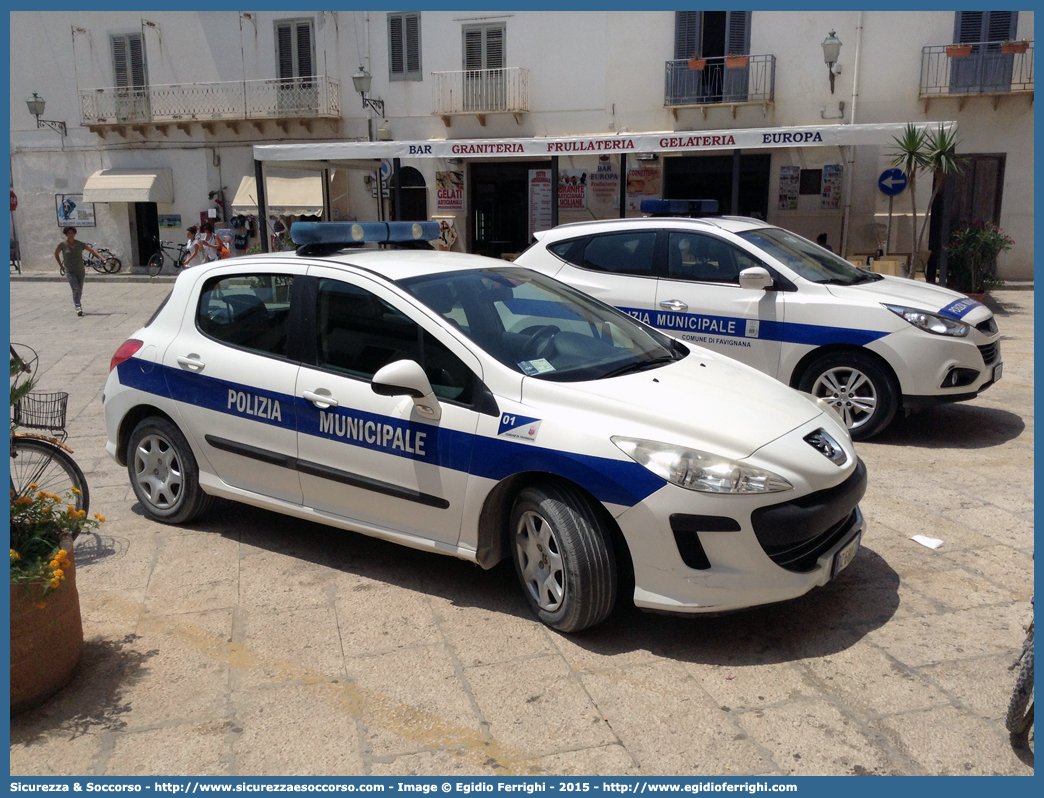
128,35 -> 146,87
675,11 -> 700,59
485,26 -> 504,69
389,15 -> 404,75
296,22 -> 313,77
725,11 -> 751,55
464,28 -> 483,69
954,11 -> 985,43
113,34 -> 146,88
276,23 -> 294,79
986,11 -> 1016,42
405,14 -> 420,73
113,36 -> 128,87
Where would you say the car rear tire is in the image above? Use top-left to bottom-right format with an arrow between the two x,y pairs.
798,351 -> 899,441
510,483 -> 616,633
127,417 -> 213,524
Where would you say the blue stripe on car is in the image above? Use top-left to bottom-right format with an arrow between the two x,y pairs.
937,297 -> 982,320
117,359 -> 665,507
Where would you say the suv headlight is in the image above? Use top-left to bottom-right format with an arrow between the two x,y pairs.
885,304 -> 969,337
611,437 -> 792,494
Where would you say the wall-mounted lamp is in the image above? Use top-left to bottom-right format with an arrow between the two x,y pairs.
351,66 -> 385,117
26,93 -> 66,136
822,30 -> 842,94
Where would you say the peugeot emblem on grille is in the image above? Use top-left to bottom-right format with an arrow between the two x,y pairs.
804,429 -> 847,465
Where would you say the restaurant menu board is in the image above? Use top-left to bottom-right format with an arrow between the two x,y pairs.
435,171 -> 464,211
528,169 -> 553,240
625,166 -> 661,210
778,165 -> 800,210
821,164 -> 843,210
558,169 -> 588,210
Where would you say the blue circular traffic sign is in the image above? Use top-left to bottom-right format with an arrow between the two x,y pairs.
878,168 -> 908,196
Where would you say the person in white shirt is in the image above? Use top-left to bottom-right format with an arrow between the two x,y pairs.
182,226 -> 206,268
199,222 -> 221,262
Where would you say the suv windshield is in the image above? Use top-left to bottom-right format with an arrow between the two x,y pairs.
399,268 -> 684,382
738,227 -> 880,285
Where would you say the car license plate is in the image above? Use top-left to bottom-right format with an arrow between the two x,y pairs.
832,533 -> 861,578
994,363 -> 1003,382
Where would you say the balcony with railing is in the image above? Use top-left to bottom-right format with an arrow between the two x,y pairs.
431,67 -> 529,126
665,54 -> 776,118
78,76 -> 341,135
919,41 -> 1033,109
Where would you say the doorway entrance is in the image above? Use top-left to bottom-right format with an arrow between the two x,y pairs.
928,153 -> 1006,281
469,160 -> 550,258
664,153 -> 770,219
134,202 -> 160,266
390,166 -> 429,221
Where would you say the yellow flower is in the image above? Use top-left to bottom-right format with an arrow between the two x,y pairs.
49,579 -> 60,589
14,496 -> 33,506
10,550 -> 21,561
29,483 -> 38,490
34,602 -> 46,609
41,507 -> 50,514
52,569 -> 65,580
57,550 -> 67,559
70,487 -> 81,496
93,513 -> 106,523
50,560 -> 60,569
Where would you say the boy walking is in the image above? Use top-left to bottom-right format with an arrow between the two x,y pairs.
54,226 -> 103,316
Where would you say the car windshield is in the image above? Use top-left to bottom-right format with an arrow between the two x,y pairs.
399,268 -> 684,382
738,227 -> 880,285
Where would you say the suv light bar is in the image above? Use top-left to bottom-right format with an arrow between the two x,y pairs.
291,221 -> 441,247
640,199 -> 720,217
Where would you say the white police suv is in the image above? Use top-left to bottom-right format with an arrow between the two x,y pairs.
104,222 -> 866,632
516,215 -> 1003,440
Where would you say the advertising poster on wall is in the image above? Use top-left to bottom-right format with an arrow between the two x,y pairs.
625,166 -> 661,210
558,169 -> 588,210
433,218 -> 458,251
821,164 -> 843,209
435,171 -> 464,211
528,169 -> 553,240
55,194 -> 95,227
778,165 -> 800,210
588,155 -> 620,211
158,214 -> 183,229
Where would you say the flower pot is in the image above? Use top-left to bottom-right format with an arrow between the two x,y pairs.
946,45 -> 973,58
10,535 -> 83,713
1001,41 -> 1028,55
964,292 -> 986,303
687,58 -> 706,70
724,56 -> 749,69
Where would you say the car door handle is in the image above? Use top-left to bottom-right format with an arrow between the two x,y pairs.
303,390 -> 339,409
176,355 -> 205,371
659,299 -> 688,311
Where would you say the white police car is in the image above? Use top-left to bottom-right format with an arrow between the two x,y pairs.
516,215 -> 1003,440
104,222 -> 866,632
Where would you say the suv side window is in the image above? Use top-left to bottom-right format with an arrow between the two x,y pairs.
580,232 -> 657,276
316,278 -> 473,404
197,274 -> 294,357
667,232 -> 759,284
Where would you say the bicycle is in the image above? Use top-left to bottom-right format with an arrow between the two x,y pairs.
84,243 -> 122,274
146,236 -> 189,277
10,344 -> 90,537
1006,596 -> 1034,746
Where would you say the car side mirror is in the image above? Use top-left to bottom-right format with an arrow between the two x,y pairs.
371,359 -> 442,420
739,266 -> 774,291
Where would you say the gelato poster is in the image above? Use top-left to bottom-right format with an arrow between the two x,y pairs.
436,171 -> 464,211
528,169 -> 553,240
778,165 -> 799,211
626,166 -> 661,211
821,164 -> 843,210
558,169 -> 587,210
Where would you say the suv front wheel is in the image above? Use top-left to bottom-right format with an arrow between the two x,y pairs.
798,351 -> 899,441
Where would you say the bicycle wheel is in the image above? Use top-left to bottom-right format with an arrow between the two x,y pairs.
104,256 -> 122,274
10,438 -> 90,538
1006,623 -> 1034,739
146,252 -> 164,277
88,253 -> 108,274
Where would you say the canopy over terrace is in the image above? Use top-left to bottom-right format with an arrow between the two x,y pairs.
251,121 -> 954,252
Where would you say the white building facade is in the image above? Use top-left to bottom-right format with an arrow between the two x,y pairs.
9,10 -> 1033,280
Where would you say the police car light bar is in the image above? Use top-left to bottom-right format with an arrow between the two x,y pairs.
291,221 -> 442,247
640,199 -> 720,217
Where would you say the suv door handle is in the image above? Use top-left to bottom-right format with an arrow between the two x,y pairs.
303,390 -> 339,409
659,299 -> 688,311
176,355 -> 205,371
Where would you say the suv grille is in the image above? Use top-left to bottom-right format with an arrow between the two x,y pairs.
978,342 -> 1000,366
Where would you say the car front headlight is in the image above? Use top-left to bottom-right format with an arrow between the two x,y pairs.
885,304 -> 969,337
611,437 -> 793,494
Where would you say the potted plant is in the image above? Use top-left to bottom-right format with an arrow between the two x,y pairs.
946,44 -> 974,58
1001,39 -> 1029,55
945,221 -> 1012,299
724,53 -> 749,69
687,52 -> 706,70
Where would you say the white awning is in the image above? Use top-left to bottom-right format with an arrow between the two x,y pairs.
81,168 -> 174,203
231,173 -> 324,216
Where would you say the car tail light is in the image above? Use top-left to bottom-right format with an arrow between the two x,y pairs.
110,339 -> 143,372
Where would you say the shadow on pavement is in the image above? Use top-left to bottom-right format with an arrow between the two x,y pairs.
870,404 -> 1025,449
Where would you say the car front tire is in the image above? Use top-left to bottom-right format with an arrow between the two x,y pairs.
510,483 -> 617,633
127,417 -> 213,524
799,351 -> 899,441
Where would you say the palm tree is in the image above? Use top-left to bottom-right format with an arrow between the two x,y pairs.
916,125 -> 963,274
889,124 -> 928,277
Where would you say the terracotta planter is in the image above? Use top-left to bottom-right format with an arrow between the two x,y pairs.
1001,41 -> 1028,55
946,45 -> 973,58
10,535 -> 83,713
687,58 -> 706,70
724,56 -> 749,69
964,292 -> 986,303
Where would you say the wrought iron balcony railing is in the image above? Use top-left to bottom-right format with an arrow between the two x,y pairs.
431,67 -> 529,125
78,76 -> 340,127
665,54 -> 775,116
920,41 -> 1033,101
